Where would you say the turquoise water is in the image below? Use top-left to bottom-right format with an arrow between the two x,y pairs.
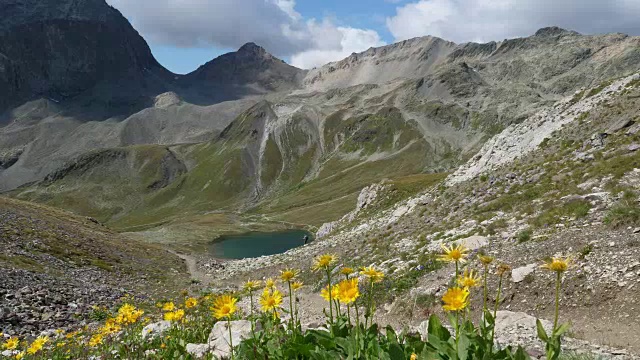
208,230 -> 313,259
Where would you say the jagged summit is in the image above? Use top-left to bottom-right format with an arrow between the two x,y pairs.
534,26 -> 580,37
236,42 -> 272,58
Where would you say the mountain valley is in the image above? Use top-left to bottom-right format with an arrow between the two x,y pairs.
2,0 -> 640,358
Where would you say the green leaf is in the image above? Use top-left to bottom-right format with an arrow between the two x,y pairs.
536,319 -> 548,342
388,343 -> 405,360
457,331 -> 471,360
386,325 -> 398,344
514,346 -> 532,360
553,322 -> 571,337
428,314 -> 451,341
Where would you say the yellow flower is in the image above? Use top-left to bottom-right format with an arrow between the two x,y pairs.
161,343 -> 166,349
3,337 -> 19,350
56,341 -> 66,348
457,269 -> 481,288
291,281 -> 304,291
259,288 -> 283,312
541,257 -> 571,273
336,278 -> 360,304
438,243 -> 469,263
478,254 -> 494,265
496,263 -> 512,276
88,334 -> 103,347
280,268 -> 298,282
411,354 -> 418,360
212,295 -> 238,319
360,266 -> 385,283
442,287 -> 469,312
312,254 -> 337,271
26,336 -> 48,355
100,318 -> 121,335
340,267 -> 354,276
243,280 -> 261,292
320,284 -> 339,302
185,297 -> 198,309
15,351 -> 25,360
115,304 -> 144,325
162,302 -> 176,312
265,278 -> 277,289
164,309 -> 185,322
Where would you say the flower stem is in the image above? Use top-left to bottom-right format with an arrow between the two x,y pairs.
482,264 -> 488,316
455,311 -> 460,360
354,301 -> 361,358
288,281 -> 294,332
553,272 -> 561,332
227,317 -> 234,360
249,292 -> 255,337
327,269 -> 334,324
490,273 -> 504,353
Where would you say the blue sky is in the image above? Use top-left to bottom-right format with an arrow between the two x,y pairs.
108,0 -> 640,74
145,0 -> 403,74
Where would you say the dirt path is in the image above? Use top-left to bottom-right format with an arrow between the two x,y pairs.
168,250 -> 213,286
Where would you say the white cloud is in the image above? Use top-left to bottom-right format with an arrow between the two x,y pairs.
386,0 -> 640,44
107,0 -> 385,69
291,24 -> 385,69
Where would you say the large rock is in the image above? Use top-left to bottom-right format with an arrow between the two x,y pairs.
186,343 -> 212,359
208,320 -> 254,359
511,264 -> 537,283
495,311 -> 552,334
606,118 -> 635,134
454,235 -> 489,250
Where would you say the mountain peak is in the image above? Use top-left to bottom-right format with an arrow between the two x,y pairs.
236,42 -> 273,60
534,26 -> 579,37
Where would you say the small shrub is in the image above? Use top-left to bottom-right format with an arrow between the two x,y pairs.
604,204 -> 640,228
517,229 -> 532,243
579,244 -> 593,259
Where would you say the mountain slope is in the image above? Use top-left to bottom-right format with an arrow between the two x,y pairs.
0,196 -> 189,335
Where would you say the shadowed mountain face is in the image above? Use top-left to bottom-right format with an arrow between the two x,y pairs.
1,0 -> 640,230
179,42 -> 307,105
0,0 -> 172,113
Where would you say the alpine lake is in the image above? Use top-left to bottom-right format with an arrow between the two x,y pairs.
208,229 -> 313,259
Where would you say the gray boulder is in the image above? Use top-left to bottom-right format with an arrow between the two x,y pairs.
141,320 -> 172,339
209,320 -> 254,359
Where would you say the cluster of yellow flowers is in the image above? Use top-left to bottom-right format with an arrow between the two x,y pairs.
89,303 -> 144,347
114,303 -> 144,325
438,242 -> 572,313
436,241 -> 574,357
160,298 -> 196,322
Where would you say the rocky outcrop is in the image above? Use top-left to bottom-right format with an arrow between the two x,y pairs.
447,73 -> 640,185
